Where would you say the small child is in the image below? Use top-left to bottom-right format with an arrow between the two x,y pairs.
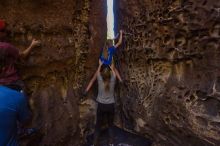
99,30 -> 123,66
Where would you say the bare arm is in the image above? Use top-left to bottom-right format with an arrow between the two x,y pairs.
85,60 -> 103,92
110,64 -> 116,77
85,71 -> 97,92
110,63 -> 123,82
19,39 -> 41,59
114,30 -> 123,48
114,68 -> 123,82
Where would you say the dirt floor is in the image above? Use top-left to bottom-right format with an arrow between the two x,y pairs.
85,126 -> 152,146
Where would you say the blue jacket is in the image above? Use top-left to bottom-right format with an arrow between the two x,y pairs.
0,86 -> 30,146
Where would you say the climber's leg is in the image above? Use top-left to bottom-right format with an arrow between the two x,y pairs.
93,103 -> 105,145
106,103 -> 115,144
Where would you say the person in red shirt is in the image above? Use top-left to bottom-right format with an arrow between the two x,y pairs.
0,19 -> 41,141
0,19 -> 40,90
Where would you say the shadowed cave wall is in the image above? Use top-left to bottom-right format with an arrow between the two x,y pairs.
0,0 -> 220,146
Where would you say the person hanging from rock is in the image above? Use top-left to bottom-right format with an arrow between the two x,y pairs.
84,59 -> 122,146
99,30 -> 123,80
100,30 -> 123,65
0,19 -> 40,144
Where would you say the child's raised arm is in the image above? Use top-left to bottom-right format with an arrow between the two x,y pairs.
114,30 -> 123,49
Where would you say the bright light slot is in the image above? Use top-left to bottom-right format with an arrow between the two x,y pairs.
107,0 -> 115,40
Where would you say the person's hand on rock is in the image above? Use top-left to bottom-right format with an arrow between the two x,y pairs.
30,39 -> 41,48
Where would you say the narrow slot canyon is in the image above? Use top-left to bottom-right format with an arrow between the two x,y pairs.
0,0 -> 220,146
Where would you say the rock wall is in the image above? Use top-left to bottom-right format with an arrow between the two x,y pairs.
0,0 -> 89,145
1,0 -> 220,146
118,0 -> 220,146
79,0 -> 107,143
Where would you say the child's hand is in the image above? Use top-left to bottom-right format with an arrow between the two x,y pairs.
120,30 -> 123,34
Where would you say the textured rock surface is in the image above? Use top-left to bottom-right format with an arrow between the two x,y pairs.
1,0 -> 220,146
79,0 -> 107,143
118,0 -> 220,146
0,0 -> 89,145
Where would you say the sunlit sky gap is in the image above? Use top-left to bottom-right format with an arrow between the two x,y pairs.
107,0 -> 115,40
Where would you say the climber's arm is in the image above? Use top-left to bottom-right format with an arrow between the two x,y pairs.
110,63 -> 123,82
114,30 -> 123,48
85,72 -> 97,93
114,68 -> 123,82
110,64 -> 116,77
19,39 -> 41,59
85,60 -> 103,93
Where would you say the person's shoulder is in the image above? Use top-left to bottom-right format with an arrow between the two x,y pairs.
0,41 -> 10,45
0,86 -> 24,102
0,42 -> 18,52
0,42 -> 14,47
